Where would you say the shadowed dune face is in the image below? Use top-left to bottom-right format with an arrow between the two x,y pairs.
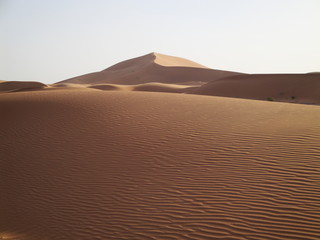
0,81 -> 47,92
1,90 -> 320,240
59,53 -> 242,85
50,83 -> 89,88
88,84 -> 120,91
191,74 -> 320,104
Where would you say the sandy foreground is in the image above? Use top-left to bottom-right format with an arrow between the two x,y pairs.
1,88 -> 320,240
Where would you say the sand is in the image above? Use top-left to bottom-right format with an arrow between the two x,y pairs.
59,53 -> 242,85
1,53 -> 320,239
0,81 -> 47,92
1,88 -> 320,240
191,74 -> 320,104
57,53 -> 320,105
50,82 -> 196,93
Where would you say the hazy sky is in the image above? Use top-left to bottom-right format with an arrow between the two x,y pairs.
1,0 -> 319,83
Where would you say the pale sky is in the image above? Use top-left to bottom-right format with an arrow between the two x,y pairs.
1,0 -> 319,83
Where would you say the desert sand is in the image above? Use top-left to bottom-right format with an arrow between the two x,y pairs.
58,53 -> 320,105
192,74 -> 320,104
59,53 -> 242,85
1,53 -> 320,239
1,89 -> 320,240
0,81 -> 47,92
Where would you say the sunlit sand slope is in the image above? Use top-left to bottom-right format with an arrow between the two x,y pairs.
0,90 -> 319,240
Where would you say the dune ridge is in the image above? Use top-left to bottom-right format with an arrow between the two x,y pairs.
1,89 -> 319,239
55,53 -> 320,105
0,81 -> 47,92
191,73 -> 320,104
59,53 -> 242,85
104,52 -> 207,70
153,52 -> 208,68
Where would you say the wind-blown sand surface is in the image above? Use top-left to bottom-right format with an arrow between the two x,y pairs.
1,89 -> 320,240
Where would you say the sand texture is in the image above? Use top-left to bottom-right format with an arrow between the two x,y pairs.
59,53 -> 242,85
1,89 -> 320,240
191,74 -> 320,104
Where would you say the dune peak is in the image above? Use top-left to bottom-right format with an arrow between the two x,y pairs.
59,52 -> 241,85
152,52 -> 208,68
104,52 -> 208,71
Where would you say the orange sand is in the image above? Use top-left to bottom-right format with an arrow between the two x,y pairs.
1,89 -> 320,240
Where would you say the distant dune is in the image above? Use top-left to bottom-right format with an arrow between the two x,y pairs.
56,53 -> 320,105
191,73 -> 320,104
88,84 -> 121,91
0,81 -> 47,92
1,89 -> 320,239
132,82 -> 197,93
50,83 -> 89,88
59,53 -> 242,85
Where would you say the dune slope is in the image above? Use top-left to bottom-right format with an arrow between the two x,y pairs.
0,90 -> 320,240
59,53 -> 242,85
191,73 -> 320,104
0,81 -> 47,92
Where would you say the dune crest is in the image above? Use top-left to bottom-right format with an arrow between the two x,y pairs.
103,52 -> 156,72
132,82 -> 197,93
58,53 -> 242,85
0,81 -> 47,92
104,52 -> 208,70
191,73 -> 320,104
153,52 -> 208,68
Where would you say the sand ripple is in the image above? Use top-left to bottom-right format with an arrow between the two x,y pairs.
1,91 -> 319,239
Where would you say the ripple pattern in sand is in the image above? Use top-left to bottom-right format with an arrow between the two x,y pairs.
1,91 -> 320,239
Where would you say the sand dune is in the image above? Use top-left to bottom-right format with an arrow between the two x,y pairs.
56,53 -> 320,105
86,82 -> 194,93
52,82 -> 195,93
50,83 -> 89,88
59,53 -> 242,85
191,73 -> 320,104
132,82 -> 197,93
153,52 -> 208,68
0,81 -> 47,92
88,84 -> 121,91
1,89 -> 320,240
